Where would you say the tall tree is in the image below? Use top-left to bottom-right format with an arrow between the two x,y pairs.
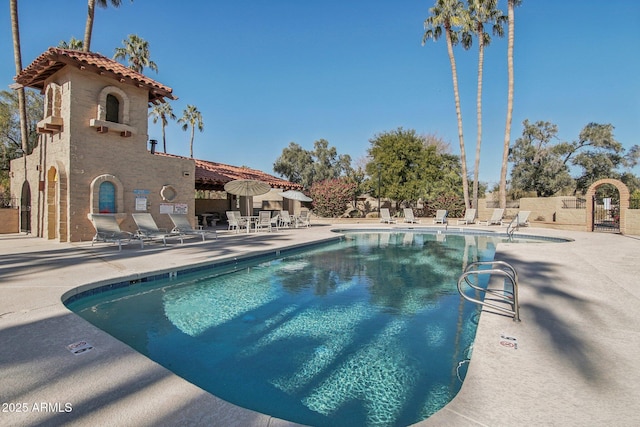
498,0 -> 523,208
423,0 -> 471,209
366,127 -> 449,206
178,105 -> 203,159
273,139 -> 351,189
149,102 -> 176,153
9,0 -> 28,155
509,120 -> 573,197
466,0 -> 505,208
83,0 -> 127,52
113,34 -> 158,74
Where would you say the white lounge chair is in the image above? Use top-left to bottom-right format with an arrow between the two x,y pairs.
379,208 -> 396,224
255,211 -> 278,232
168,213 -> 215,240
226,211 -> 248,233
479,208 -> 505,225
132,213 -> 183,247
90,214 -> 139,250
279,210 -> 293,228
296,210 -> 311,227
403,208 -> 421,224
433,210 -> 448,224
514,210 -> 531,227
457,208 -> 477,225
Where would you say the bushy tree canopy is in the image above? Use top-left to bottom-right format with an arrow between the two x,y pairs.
509,120 -> 639,196
365,128 -> 464,205
273,139 -> 352,189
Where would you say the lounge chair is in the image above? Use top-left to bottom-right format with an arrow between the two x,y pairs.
255,211 -> 278,232
90,214 -> 139,250
479,208 -> 505,225
379,208 -> 396,224
403,208 -> 421,224
168,213 -> 215,241
433,210 -> 448,224
514,210 -> 531,227
457,208 -> 477,225
296,210 -> 311,228
279,210 -> 293,228
226,211 -> 248,233
132,213 -> 183,247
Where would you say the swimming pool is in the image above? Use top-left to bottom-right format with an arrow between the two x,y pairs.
65,231 -> 530,426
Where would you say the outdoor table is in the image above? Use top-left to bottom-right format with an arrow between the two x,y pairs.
241,216 -> 258,233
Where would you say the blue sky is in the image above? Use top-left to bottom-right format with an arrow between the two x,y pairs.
2,0 -> 639,187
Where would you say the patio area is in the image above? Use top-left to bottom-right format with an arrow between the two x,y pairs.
0,224 -> 638,426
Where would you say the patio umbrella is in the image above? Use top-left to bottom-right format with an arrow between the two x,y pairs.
224,179 -> 271,215
279,190 -> 312,202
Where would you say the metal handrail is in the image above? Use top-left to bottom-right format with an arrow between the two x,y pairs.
457,261 -> 520,322
506,216 -> 519,238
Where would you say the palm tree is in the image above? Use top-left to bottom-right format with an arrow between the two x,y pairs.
423,0 -> 471,209
178,105 -> 204,159
83,0 -> 128,52
58,37 -> 84,50
113,34 -> 158,74
149,102 -> 176,153
10,0 -> 28,155
467,0 -> 506,209
498,0 -> 523,209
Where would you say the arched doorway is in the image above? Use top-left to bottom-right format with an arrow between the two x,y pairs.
20,181 -> 31,234
585,179 -> 630,234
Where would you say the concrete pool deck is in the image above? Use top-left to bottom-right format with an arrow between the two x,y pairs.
0,224 -> 638,426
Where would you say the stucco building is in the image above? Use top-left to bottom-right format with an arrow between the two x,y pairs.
9,48 -> 301,242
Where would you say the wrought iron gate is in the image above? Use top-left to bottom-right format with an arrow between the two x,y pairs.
592,195 -> 620,233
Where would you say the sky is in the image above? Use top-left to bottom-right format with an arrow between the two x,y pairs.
2,0 -> 639,188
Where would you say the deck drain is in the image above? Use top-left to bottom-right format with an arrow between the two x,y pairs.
67,340 -> 94,355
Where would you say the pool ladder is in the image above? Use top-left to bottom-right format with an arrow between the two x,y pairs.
457,261 -> 520,322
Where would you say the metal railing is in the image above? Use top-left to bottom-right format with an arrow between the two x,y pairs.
457,260 -> 520,322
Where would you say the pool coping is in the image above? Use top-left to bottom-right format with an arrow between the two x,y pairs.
1,225 -> 639,426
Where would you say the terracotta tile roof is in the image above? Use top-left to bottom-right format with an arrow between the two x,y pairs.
156,153 -> 303,191
15,47 -> 175,104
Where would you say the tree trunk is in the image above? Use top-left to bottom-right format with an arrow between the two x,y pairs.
499,0 -> 515,209
473,34 -> 485,209
10,0 -> 29,154
83,0 -> 96,52
189,126 -> 195,158
446,28 -> 470,209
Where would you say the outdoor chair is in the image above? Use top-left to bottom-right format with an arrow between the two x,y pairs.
457,208 -> 477,225
403,208 -> 421,224
279,210 -> 293,228
256,211 -> 278,232
168,213 -> 215,240
132,213 -> 184,247
379,208 -> 396,224
514,210 -> 531,227
479,208 -> 505,226
296,210 -> 311,227
433,210 -> 448,224
226,211 -> 248,233
90,214 -> 140,251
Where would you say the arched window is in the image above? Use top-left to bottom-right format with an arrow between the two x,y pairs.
98,181 -> 116,213
106,94 -> 120,123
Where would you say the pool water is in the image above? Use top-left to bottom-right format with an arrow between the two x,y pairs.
67,232 -> 502,427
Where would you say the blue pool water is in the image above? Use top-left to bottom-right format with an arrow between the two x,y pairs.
66,232 -> 514,426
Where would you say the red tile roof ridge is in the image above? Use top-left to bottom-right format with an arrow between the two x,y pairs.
16,47 -> 175,102
153,152 -> 302,190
